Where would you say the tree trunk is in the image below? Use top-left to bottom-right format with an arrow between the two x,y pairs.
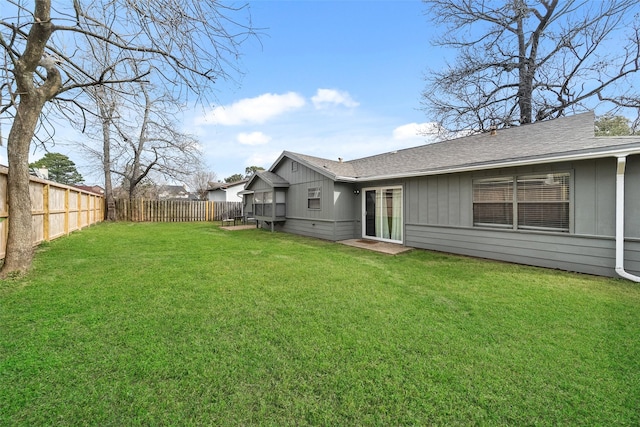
1,0 -> 58,276
2,98 -> 45,275
98,88 -> 117,221
516,9 -> 533,125
518,65 -> 534,125
103,128 -> 117,221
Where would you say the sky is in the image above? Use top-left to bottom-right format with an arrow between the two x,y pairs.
7,0 -> 438,184
4,0 -> 639,185
188,0 -> 439,181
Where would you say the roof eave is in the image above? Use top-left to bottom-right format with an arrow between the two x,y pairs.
280,151 -> 339,181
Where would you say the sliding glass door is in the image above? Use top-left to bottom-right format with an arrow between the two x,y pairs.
363,186 -> 403,243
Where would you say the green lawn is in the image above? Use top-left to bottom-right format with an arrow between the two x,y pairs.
1,222 -> 639,425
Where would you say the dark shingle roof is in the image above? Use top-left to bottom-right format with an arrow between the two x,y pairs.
207,179 -> 249,191
284,152 -> 357,177
246,171 -> 290,189
282,112 -> 640,180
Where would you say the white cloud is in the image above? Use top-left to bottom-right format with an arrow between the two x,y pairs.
245,150 -> 282,170
392,122 -> 442,140
312,88 -> 360,109
195,92 -> 306,126
237,131 -> 271,146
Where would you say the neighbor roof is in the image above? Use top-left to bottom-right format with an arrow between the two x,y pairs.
276,112 -> 640,182
207,179 -> 249,191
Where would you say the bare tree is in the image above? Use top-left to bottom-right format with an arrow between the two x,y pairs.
0,1 -> 253,275
108,83 -> 203,200
82,83 -> 120,220
421,0 -> 640,134
188,170 -> 218,201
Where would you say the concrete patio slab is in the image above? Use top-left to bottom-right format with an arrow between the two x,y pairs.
339,239 -> 412,255
220,224 -> 257,231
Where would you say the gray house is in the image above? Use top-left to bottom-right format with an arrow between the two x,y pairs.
243,112 -> 640,281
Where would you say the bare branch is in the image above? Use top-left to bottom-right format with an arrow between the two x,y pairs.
0,0 -> 255,274
422,0 -> 640,133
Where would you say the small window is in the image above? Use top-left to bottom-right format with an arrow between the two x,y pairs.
292,161 -> 298,172
253,191 -> 273,217
308,187 -> 321,210
253,191 -> 263,216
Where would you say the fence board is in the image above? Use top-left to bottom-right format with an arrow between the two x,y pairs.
115,199 -> 242,222
0,166 -> 104,259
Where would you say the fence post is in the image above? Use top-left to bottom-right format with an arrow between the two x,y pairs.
77,191 -> 82,229
64,188 -> 70,235
43,184 -> 50,242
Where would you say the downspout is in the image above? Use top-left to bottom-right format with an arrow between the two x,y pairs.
615,156 -> 640,282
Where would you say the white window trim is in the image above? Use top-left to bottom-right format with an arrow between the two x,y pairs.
361,185 -> 404,244
308,187 -> 321,210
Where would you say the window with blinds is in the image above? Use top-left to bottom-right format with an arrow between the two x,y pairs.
473,172 -> 570,232
473,177 -> 514,227
517,173 -> 570,231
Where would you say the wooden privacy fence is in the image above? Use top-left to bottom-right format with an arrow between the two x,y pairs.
0,166 -> 104,259
115,199 -> 243,222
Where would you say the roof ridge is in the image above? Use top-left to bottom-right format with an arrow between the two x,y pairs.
275,112 -> 640,181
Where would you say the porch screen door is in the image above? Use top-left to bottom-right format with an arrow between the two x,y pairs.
364,187 -> 402,243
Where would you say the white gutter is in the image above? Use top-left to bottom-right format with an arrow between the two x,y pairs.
615,156 -> 640,282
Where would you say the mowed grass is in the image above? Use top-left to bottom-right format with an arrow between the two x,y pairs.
1,222 -> 639,426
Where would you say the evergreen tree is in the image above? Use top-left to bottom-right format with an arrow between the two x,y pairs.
595,115 -> 632,136
225,173 -> 244,183
29,153 -> 84,185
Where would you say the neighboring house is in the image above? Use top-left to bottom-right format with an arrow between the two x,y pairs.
158,184 -> 195,201
29,167 -> 49,180
243,112 -> 640,281
207,179 -> 249,202
75,185 -> 105,195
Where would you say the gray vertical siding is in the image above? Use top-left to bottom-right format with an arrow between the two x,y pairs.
403,224 -> 640,277
260,153 -> 640,279
403,156 -> 640,278
275,218 -> 358,241
250,180 -> 272,192
334,183 -> 358,221
405,174 -> 471,227
265,159 -> 359,240
574,158 -> 616,236
404,157 -> 639,234
243,193 -> 253,215
273,159 -> 336,221
624,155 -> 640,237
